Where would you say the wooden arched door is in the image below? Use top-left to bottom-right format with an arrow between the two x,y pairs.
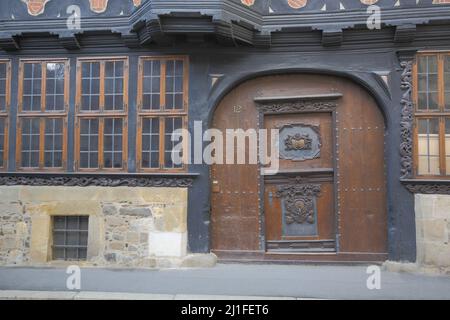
211,74 -> 387,262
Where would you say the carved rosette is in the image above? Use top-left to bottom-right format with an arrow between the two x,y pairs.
0,175 -> 194,188
276,184 -> 321,225
400,60 -> 414,179
285,133 -> 312,151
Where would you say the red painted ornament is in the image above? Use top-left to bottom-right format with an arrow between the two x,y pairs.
21,0 -> 51,16
287,0 -> 307,9
241,0 -> 255,7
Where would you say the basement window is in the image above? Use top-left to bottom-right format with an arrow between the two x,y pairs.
52,216 -> 89,261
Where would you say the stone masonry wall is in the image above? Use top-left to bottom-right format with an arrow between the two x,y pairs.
415,194 -> 450,273
384,194 -> 450,275
0,186 -> 216,268
0,195 -> 31,265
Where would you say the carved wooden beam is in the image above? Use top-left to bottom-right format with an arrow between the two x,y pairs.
394,24 -> 417,43
0,173 -> 198,188
402,179 -> 450,195
397,49 -> 417,180
321,28 -> 343,47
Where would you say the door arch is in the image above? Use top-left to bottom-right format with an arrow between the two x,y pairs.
210,73 -> 387,262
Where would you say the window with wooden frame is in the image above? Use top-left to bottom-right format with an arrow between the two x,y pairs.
137,56 -> 188,171
17,59 -> 69,170
413,53 -> 450,178
75,57 -> 128,171
0,60 -> 11,170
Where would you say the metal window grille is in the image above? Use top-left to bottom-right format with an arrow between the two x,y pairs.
52,216 -> 89,261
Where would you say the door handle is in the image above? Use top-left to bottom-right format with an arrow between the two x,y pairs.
212,180 -> 220,193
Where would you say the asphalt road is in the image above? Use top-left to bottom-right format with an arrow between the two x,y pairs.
1,264 -> 450,300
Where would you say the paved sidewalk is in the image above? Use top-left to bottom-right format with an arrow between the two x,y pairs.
1,264 -> 450,300
0,290 -> 305,300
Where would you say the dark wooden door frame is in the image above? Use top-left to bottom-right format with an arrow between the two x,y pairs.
254,93 -> 342,253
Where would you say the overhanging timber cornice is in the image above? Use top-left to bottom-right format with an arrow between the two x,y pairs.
1,1 -> 450,50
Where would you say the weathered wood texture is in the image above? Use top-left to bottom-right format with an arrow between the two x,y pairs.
211,74 -> 387,261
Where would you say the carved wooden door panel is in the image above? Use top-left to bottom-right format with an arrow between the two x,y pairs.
264,112 -> 336,252
210,84 -> 260,253
211,74 -> 387,262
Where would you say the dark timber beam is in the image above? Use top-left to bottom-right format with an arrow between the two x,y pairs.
58,33 -> 81,50
321,29 -> 343,47
394,24 -> 417,43
0,34 -> 20,51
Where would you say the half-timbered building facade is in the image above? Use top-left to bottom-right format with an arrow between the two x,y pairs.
0,0 -> 449,272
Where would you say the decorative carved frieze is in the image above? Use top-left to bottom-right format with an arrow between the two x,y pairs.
0,174 -> 194,188
403,181 -> 450,195
399,59 -> 414,180
276,184 -> 321,225
256,101 -> 337,114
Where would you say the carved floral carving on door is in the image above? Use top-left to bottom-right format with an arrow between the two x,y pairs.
276,184 -> 321,225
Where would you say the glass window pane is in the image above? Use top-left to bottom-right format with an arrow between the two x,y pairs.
53,216 -> 66,229
165,60 -> 184,110
66,248 -> 78,260
0,63 -> 7,112
45,63 -> 65,111
142,60 -> 161,110
164,117 -> 183,168
78,248 -> 87,260
67,216 -> 79,229
53,231 -> 66,246
446,118 -> 450,175
79,119 -> 99,169
0,118 -> 4,167
103,118 -> 123,169
104,61 -> 124,111
0,63 -> 6,79
20,118 -> 40,168
22,63 -> 42,112
79,216 -> 89,231
417,56 -> 438,111
44,118 -> 64,168
80,62 -> 100,111
141,118 -> 159,169
0,97 -> 5,112
445,56 -> 450,110
66,232 -> 78,246
417,118 -> 440,175
53,247 -> 65,260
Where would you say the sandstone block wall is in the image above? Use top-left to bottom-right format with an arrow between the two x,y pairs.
0,186 -> 215,268
415,194 -> 450,272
